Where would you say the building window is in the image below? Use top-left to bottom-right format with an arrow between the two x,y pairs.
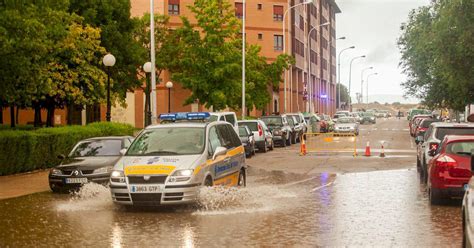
299,16 -> 304,30
258,33 -> 263,40
235,3 -> 243,19
168,0 -> 180,15
257,3 -> 262,10
273,5 -> 283,21
310,51 -> 318,64
274,35 -> 283,51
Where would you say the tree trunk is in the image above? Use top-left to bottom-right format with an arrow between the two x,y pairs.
10,104 -> 15,128
16,106 -> 19,124
34,103 -> 42,127
0,106 -> 3,124
46,104 -> 55,127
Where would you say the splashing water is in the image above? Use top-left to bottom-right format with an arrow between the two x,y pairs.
56,183 -> 113,212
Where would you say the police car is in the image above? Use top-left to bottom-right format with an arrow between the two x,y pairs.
110,112 -> 247,206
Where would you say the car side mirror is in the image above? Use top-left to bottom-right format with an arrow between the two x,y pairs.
57,154 -> 66,160
213,146 -> 228,160
119,148 -> 127,156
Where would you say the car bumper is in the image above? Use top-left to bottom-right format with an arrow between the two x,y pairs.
110,182 -> 201,206
431,187 -> 466,199
49,174 -> 110,191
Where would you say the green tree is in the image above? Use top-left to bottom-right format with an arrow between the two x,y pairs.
336,83 -> 350,107
68,0 -> 144,101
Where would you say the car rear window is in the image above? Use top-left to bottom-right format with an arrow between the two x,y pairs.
239,122 -> 258,132
435,127 -> 474,140
238,127 -> 248,136
446,141 -> 474,156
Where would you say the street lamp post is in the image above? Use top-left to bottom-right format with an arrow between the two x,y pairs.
337,46 -> 355,110
283,0 -> 312,113
102,53 -> 116,122
366,73 -> 378,109
360,66 -> 373,104
242,0 -> 246,119
307,22 -> 330,113
348,55 -> 365,110
143,62 -> 152,126
166,81 -> 173,113
149,0 -> 157,124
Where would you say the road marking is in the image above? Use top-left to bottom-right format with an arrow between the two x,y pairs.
311,180 -> 336,192
355,148 -> 416,153
373,128 -> 378,131
382,128 -> 389,131
284,176 -> 319,187
403,129 -> 409,131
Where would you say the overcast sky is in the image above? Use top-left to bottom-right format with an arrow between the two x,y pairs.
335,0 -> 430,103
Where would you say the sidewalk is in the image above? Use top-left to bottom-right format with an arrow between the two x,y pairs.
0,170 -> 50,200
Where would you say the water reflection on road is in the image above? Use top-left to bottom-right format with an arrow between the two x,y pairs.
0,168 -> 462,247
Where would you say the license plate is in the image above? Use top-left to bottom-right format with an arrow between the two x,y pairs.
464,184 -> 469,191
130,185 -> 162,193
65,178 -> 88,184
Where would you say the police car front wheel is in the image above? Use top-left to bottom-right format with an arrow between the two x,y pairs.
238,169 -> 246,187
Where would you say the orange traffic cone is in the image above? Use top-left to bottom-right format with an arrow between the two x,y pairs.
300,135 -> 307,156
364,141 -> 371,157
380,143 -> 386,158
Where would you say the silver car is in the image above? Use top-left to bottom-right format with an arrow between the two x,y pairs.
110,112 -> 246,207
238,120 -> 274,153
334,117 -> 359,136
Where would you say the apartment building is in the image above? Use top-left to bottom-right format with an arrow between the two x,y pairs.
1,0 -> 340,128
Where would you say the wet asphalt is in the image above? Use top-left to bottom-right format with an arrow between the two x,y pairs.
0,118 -> 464,247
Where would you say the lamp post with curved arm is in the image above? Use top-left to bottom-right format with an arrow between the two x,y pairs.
337,46 -> 355,109
360,66 -> 373,104
348,55 -> 366,110
366,72 -> 378,109
307,22 -> 330,113
282,0 -> 313,113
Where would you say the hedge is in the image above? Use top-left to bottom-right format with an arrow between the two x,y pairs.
0,122 -> 136,176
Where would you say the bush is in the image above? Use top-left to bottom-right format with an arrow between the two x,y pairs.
0,122 -> 136,176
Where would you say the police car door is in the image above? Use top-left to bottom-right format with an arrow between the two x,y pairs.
208,125 -> 226,185
215,124 -> 244,186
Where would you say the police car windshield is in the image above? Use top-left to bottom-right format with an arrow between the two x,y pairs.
126,127 -> 205,156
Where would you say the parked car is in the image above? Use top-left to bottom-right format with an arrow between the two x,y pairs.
49,136 -> 134,193
334,117 -> 359,136
238,126 -> 256,158
209,112 -> 238,134
287,115 -> 302,144
414,118 -> 440,143
287,112 -> 307,133
410,115 -> 431,137
428,135 -> 474,204
238,120 -> 274,153
350,112 -> 363,123
304,113 -> 321,133
463,176 -> 474,247
111,112 -> 246,207
335,111 -> 350,117
333,113 -> 346,123
360,112 -> 376,124
408,108 -> 432,121
416,122 -> 474,183
260,115 -> 292,147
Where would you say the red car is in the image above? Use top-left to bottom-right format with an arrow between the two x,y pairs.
410,115 -> 431,137
428,135 -> 474,204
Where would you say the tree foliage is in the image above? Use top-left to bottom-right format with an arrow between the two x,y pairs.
398,0 -> 474,111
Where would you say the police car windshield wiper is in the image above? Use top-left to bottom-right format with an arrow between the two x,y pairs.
144,151 -> 179,155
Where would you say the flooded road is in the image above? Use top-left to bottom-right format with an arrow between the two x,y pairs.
0,167 -> 463,247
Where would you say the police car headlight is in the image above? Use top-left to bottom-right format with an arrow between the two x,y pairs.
93,166 -> 112,174
50,168 -> 62,176
172,169 -> 194,177
110,170 -> 125,183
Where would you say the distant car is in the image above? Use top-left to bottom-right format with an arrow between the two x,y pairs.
304,113 -> 321,133
238,120 -> 274,153
209,112 -> 239,134
238,126 -> 256,158
287,113 -> 307,133
428,135 -> 474,204
332,113 -> 346,123
410,115 -> 431,137
463,176 -> 474,247
320,114 -> 335,133
414,118 -> 440,143
335,111 -> 350,117
260,115 -> 292,147
350,112 -> 363,123
360,112 -> 376,124
334,117 -> 359,136
417,122 -> 474,183
49,136 -> 134,193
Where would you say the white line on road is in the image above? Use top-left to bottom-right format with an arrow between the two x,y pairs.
311,180 -> 336,192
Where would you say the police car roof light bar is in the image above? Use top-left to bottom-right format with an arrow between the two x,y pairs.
159,112 -> 210,121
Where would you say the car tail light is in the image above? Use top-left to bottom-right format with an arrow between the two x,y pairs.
429,142 -> 439,151
434,155 -> 457,168
258,124 -> 263,137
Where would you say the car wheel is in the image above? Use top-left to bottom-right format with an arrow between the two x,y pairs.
429,187 -> 442,205
281,136 -> 287,147
238,169 -> 246,187
262,140 -> 268,153
291,134 -> 296,144
463,211 -> 467,248
252,143 -> 256,155
416,157 -> 421,172
423,157 -> 428,184
269,139 -> 274,151
286,135 -> 291,146
204,176 -> 213,187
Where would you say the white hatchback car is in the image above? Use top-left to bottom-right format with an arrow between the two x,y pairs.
110,112 -> 246,207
